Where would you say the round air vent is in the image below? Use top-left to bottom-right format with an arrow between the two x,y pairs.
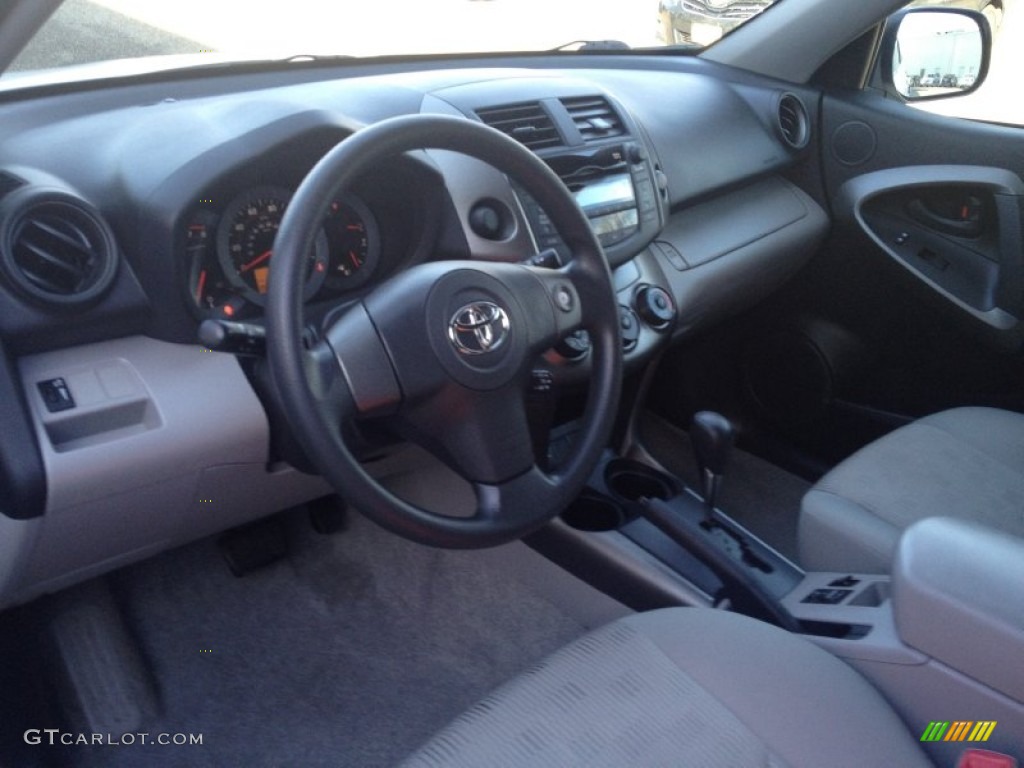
0,190 -> 119,308
776,92 -> 810,150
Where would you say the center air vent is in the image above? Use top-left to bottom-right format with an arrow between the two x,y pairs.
0,191 -> 119,308
477,102 -> 562,150
777,92 -> 810,150
562,96 -> 625,142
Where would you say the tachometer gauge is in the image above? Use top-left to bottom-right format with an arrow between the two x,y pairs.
216,186 -> 328,306
323,196 -> 380,292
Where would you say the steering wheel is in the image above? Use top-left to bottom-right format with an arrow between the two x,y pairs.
266,114 -> 622,548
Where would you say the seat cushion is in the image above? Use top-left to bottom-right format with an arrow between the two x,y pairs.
401,608 -> 930,768
800,407 -> 1024,573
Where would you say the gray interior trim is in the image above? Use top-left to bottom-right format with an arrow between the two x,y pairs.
703,0 -> 907,83
655,177 -> 828,338
893,517 -> 1024,705
847,656 -> 1024,765
7,337 -> 330,608
783,571 -> 926,666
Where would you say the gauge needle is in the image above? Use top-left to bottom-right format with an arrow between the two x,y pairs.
195,269 -> 207,303
241,250 -> 272,272
349,251 -> 362,268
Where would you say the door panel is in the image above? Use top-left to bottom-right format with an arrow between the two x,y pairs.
815,91 -> 1024,402
716,89 -> 1024,468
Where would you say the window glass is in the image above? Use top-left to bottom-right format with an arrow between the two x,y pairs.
4,0 -> 784,85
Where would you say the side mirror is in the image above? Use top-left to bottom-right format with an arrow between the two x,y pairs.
881,8 -> 991,101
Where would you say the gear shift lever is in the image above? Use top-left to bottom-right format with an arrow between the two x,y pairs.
690,411 -> 734,527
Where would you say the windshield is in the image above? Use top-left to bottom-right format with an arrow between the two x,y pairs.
5,0 -> 781,81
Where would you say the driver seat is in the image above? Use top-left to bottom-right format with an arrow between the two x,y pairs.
401,608 -> 931,767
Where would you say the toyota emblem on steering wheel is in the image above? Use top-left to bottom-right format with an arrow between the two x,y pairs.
448,301 -> 510,355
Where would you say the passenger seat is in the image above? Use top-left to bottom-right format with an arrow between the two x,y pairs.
799,407 -> 1024,572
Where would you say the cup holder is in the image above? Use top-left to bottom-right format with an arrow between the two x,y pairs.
604,459 -> 677,502
561,492 -> 626,532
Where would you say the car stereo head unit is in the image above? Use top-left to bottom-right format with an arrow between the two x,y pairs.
515,141 -> 662,266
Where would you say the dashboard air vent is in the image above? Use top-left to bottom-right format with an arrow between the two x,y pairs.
777,93 -> 810,150
0,172 -> 24,201
477,102 -> 562,150
562,96 -> 625,142
0,192 -> 119,307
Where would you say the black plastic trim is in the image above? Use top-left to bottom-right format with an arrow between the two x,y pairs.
0,339 -> 46,519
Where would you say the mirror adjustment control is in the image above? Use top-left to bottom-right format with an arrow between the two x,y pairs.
37,378 -> 76,413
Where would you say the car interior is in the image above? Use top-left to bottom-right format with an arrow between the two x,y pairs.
0,0 -> 1022,765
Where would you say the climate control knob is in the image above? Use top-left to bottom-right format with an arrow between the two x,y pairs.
635,284 -> 676,330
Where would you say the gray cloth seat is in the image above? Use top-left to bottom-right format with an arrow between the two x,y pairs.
402,607 -> 930,767
800,406 -> 1024,573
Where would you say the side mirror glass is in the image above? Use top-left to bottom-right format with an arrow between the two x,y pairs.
891,9 -> 989,100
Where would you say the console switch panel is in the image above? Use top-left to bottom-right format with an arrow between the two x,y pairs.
802,588 -> 852,605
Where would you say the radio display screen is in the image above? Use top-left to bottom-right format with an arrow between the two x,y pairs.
572,174 -> 635,213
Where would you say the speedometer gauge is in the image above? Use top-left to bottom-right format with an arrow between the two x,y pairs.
216,186 -> 328,305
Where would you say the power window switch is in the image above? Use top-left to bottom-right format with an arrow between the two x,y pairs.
37,377 -> 76,413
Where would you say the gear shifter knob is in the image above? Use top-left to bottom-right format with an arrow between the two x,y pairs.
691,411 -> 734,476
690,411 -> 735,524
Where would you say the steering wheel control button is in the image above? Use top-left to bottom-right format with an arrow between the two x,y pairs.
448,301 -> 510,356
468,200 -> 513,241
325,304 -> 401,416
37,377 -> 76,412
553,285 -> 575,313
635,284 -> 676,330
526,249 -> 562,269
619,306 -> 640,351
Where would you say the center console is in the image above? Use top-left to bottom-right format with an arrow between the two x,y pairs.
530,424 -> 1024,766
783,519 -> 1024,764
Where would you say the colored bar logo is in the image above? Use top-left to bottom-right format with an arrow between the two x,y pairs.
920,721 -> 997,742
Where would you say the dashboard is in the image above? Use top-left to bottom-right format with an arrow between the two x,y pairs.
0,56 -> 829,609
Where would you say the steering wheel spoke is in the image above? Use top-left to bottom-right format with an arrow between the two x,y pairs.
398,383 -> 536,485
474,465 -> 564,527
302,338 -> 358,426
320,302 -> 402,418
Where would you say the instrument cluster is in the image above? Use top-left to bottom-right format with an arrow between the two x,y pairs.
183,184 -> 380,319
